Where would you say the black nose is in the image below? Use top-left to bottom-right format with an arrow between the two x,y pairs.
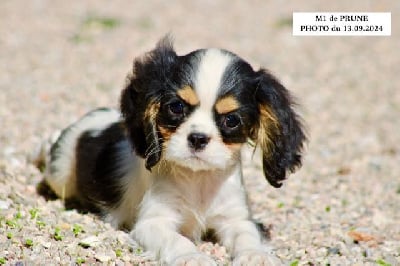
187,132 -> 210,151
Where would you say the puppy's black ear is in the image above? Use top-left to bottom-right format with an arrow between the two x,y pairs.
252,69 -> 306,188
120,36 -> 178,170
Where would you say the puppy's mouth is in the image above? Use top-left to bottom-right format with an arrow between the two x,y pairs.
187,152 -> 208,163
176,151 -> 219,171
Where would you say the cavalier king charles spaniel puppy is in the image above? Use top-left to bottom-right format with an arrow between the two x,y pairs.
40,37 -> 306,265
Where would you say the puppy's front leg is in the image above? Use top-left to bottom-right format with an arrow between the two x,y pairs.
131,196 -> 216,265
213,217 -> 279,265
209,191 -> 282,265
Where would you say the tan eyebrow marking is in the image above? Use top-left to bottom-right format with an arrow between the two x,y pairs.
177,86 -> 199,106
158,125 -> 173,141
215,95 -> 240,114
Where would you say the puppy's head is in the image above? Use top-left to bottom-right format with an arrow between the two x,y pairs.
121,37 -> 306,187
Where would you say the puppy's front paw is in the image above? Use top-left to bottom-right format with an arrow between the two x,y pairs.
171,252 -> 217,266
233,250 -> 282,266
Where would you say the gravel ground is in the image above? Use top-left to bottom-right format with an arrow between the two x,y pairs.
1,1 -> 399,265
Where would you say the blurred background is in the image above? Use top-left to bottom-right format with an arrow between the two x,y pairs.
0,0 -> 399,265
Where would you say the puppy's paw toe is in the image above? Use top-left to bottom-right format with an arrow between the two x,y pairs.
172,252 -> 217,266
233,250 -> 282,266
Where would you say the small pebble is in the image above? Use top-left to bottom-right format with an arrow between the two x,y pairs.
0,200 -> 10,210
79,236 -> 102,248
95,254 -> 111,262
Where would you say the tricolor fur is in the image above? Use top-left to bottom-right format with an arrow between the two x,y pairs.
41,37 -> 306,265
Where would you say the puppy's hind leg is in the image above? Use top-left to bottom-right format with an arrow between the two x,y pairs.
30,130 -> 62,200
29,130 -> 61,172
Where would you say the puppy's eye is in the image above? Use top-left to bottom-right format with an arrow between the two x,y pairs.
223,113 -> 241,129
168,101 -> 185,115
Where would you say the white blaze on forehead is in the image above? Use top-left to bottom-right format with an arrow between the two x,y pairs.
164,50 -> 236,171
194,49 -> 233,110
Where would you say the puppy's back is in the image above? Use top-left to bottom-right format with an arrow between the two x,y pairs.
44,108 -> 121,200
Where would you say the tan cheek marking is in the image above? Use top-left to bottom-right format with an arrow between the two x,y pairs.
158,126 -> 173,141
225,142 -> 242,151
215,96 -> 240,114
177,86 -> 199,106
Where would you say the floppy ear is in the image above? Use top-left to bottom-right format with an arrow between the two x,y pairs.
252,69 -> 306,188
120,36 -> 178,170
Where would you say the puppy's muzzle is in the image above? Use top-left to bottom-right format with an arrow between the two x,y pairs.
187,132 -> 210,151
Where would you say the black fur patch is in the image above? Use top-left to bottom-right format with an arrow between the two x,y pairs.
216,53 -> 306,187
76,122 -> 135,208
120,36 -> 199,170
254,70 -> 307,188
214,57 -> 260,144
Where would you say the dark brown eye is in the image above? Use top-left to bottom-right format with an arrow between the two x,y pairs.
223,113 -> 241,128
168,101 -> 185,115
